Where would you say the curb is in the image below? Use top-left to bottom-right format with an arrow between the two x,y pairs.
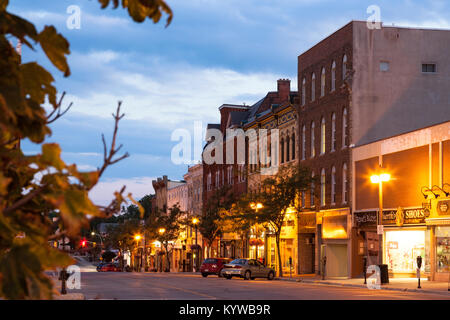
276,277 -> 450,297
53,293 -> 85,300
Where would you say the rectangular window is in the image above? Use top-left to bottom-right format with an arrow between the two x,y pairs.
422,63 -> 436,73
380,61 -> 389,72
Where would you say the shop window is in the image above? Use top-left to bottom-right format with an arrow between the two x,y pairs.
436,226 -> 450,273
385,230 -> 425,274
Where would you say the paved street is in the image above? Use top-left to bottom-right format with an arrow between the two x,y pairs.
66,272 -> 450,300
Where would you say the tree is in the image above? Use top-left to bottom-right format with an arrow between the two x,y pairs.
0,0 -> 171,299
104,219 -> 140,270
148,204 -> 183,271
199,185 -> 236,258
253,164 -> 313,277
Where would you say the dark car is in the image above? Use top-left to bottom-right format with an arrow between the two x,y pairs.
96,262 -> 107,272
99,262 -> 121,272
200,258 -> 232,277
222,258 -> 275,280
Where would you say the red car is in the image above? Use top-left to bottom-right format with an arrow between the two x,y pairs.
200,258 -> 232,277
99,263 -> 121,272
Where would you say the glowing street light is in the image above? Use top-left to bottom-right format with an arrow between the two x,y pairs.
158,228 -> 166,235
134,234 -> 142,241
192,217 -> 199,272
370,170 -> 391,264
250,202 -> 263,211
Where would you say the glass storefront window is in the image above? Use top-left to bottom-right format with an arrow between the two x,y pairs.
385,230 -> 425,274
436,226 -> 450,273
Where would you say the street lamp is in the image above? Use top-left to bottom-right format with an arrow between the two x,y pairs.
133,234 -> 142,271
370,171 -> 390,265
192,217 -> 199,272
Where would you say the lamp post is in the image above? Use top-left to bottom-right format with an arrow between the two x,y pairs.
192,217 -> 199,272
370,172 -> 391,265
134,234 -> 142,272
91,231 -> 103,262
250,202 -> 263,260
158,228 -> 166,272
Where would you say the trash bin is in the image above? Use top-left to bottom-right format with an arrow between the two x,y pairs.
378,264 -> 389,284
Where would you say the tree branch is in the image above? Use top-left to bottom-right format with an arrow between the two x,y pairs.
4,184 -> 47,215
46,92 -> 73,124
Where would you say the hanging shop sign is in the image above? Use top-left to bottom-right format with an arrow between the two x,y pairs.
354,211 -> 377,228
382,207 -> 429,225
437,199 -> 450,216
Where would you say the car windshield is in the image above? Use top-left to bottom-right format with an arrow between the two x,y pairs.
203,258 -> 217,264
230,259 -> 247,265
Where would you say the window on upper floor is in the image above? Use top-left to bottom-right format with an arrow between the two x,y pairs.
422,63 -> 436,73
342,54 -> 348,81
331,112 -> 336,152
331,166 -> 336,205
291,133 -> 295,160
311,73 -> 316,102
311,171 -> 315,207
380,61 -> 390,72
311,122 -> 315,158
281,138 -> 285,163
342,108 -> 348,148
331,60 -> 336,91
320,117 -> 326,155
302,125 -> 306,160
207,173 -> 211,191
301,78 -> 306,106
320,168 -> 326,207
320,67 -> 326,97
342,163 -> 348,204
286,136 -> 290,162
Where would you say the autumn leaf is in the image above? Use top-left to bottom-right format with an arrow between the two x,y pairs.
38,26 -> 70,77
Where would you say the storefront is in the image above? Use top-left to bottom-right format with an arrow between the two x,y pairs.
380,207 -> 429,277
426,197 -> 450,281
297,212 -> 316,274
265,209 -> 298,275
319,209 -> 351,278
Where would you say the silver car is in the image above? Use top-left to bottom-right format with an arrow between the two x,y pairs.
222,258 -> 275,280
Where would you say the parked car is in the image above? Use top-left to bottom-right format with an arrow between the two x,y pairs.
200,258 -> 232,277
221,258 -> 275,280
98,262 -> 121,272
96,262 -> 107,272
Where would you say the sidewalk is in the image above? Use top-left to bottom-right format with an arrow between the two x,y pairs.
276,274 -> 450,296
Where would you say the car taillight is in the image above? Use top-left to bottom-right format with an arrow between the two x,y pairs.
212,264 -> 217,268
234,265 -> 242,269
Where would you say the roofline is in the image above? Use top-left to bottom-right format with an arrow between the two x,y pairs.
218,104 -> 249,111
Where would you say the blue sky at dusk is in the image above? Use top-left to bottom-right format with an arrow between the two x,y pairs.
12,0 -> 450,204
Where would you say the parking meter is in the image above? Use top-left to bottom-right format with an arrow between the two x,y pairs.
363,256 -> 368,284
416,256 -> 422,289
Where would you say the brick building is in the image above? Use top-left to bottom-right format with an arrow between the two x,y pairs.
296,21 -> 450,278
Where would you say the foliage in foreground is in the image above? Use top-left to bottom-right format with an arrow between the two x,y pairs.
0,0 -> 172,299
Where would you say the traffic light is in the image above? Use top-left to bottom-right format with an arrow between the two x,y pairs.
81,239 -> 86,248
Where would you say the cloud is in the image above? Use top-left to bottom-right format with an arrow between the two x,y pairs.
89,176 -> 156,206
63,50 -> 293,128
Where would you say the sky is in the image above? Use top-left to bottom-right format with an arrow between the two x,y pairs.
11,0 -> 450,205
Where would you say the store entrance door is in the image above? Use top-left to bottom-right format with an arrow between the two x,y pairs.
324,244 -> 348,278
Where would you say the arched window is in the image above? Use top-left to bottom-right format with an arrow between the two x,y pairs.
311,121 -> 315,158
286,136 -> 290,162
311,73 -> 316,102
302,125 -> 306,160
320,67 -> 326,97
342,54 -> 348,81
311,171 -> 315,207
342,163 -> 348,204
291,133 -> 295,160
331,166 -> 336,204
302,78 -> 306,106
320,168 -> 326,206
320,117 -> 326,155
331,112 -> 336,151
281,138 -> 284,163
342,107 -> 348,148
207,172 -> 211,190
331,60 -> 336,91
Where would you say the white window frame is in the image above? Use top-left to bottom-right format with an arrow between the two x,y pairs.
331,60 -> 336,91
320,67 -> 326,97
320,168 -> 326,207
320,117 -> 326,155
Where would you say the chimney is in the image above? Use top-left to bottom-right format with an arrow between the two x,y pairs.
277,79 -> 290,102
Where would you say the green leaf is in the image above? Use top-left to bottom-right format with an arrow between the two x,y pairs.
38,26 -> 71,77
